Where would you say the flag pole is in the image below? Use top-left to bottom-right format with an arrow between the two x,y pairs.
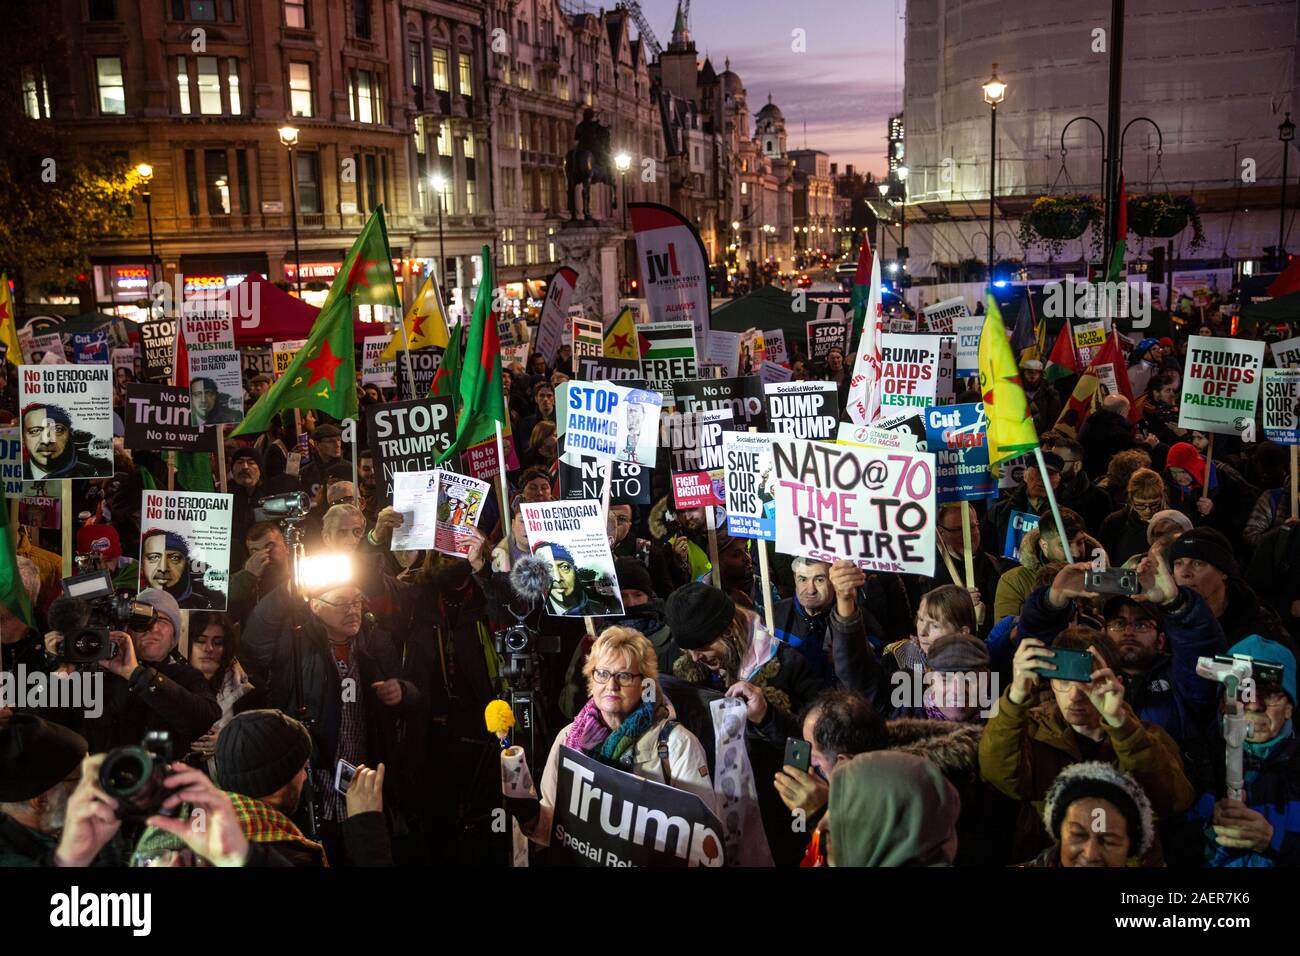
1034,446 -> 1075,562
1202,433 -> 1215,503
215,424 -> 228,493
748,424 -> 775,634
584,464 -> 614,640
494,419 -> 512,553
959,503 -> 976,588
60,480 -> 73,578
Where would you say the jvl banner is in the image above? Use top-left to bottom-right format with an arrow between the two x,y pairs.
550,746 -> 724,867
630,203 -> 711,355
770,437 -> 936,576
1177,334 -> 1265,437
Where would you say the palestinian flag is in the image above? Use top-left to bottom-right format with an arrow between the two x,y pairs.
1044,321 -> 1077,383
637,322 -> 696,361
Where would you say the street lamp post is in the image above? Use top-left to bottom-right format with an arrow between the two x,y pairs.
981,64 -> 1008,282
278,126 -> 302,295
897,165 -> 909,285
430,174 -> 447,291
615,152 -> 631,291
877,181 -> 889,260
134,163 -> 157,292
1281,112 -> 1295,261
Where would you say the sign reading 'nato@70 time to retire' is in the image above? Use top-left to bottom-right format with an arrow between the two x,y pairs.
771,437 -> 936,577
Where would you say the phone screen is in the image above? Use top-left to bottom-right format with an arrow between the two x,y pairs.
334,760 -> 358,795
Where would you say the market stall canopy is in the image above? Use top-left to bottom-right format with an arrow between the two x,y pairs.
225,273 -> 390,345
1240,289 -> 1300,336
710,285 -> 810,351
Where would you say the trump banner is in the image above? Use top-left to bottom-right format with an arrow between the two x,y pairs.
1177,334 -> 1265,437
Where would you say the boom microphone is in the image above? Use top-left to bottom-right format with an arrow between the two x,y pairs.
47,596 -> 91,636
509,555 -> 554,604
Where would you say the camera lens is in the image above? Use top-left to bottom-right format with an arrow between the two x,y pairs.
98,745 -> 169,819
72,631 -> 105,659
504,628 -> 530,653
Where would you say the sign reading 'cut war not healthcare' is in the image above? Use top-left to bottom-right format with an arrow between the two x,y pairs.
770,437 -> 936,577
1177,334 -> 1266,437
924,403 -> 997,503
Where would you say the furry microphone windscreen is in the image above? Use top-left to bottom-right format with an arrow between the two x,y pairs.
510,554 -> 554,604
47,596 -> 91,636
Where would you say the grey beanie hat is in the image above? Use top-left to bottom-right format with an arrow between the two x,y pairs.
1041,761 -> 1154,857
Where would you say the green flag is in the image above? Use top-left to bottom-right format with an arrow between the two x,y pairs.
429,318 -> 462,400
1,501 -> 34,629
233,207 -> 400,437
437,245 -> 505,464
174,451 -> 215,493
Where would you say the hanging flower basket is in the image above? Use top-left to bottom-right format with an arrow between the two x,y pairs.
1128,193 -> 1205,248
1018,195 -> 1101,257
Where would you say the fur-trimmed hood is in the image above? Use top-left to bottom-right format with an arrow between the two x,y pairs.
886,718 -> 983,779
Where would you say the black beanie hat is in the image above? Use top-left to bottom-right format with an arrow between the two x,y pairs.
664,583 -> 736,650
614,558 -> 655,598
214,710 -> 313,799
1168,527 -> 1238,578
0,714 -> 88,801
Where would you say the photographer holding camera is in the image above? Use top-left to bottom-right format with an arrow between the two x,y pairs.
44,588 -> 220,756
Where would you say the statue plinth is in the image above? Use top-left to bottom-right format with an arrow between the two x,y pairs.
551,222 -> 626,322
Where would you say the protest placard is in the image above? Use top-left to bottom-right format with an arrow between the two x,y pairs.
390,470 -> 439,551
395,348 -> 444,397
18,365 -> 113,480
1073,320 -> 1107,368
572,316 -> 604,359
561,381 -> 663,465
70,329 -> 109,364
20,329 -> 64,365
739,329 -> 766,375
704,330 -> 740,377
924,403 -> 997,503
722,431 -> 776,540
365,397 -> 456,504
535,267 -> 580,362
463,431 -> 519,483
672,470 -> 724,508
138,489 -> 234,610
550,746 -> 724,867
111,348 -> 137,390
1003,511 -> 1041,562
771,437 -> 936,576
1177,334 -> 1266,437
187,349 -> 244,428
181,300 -> 235,353
124,384 -> 217,453
804,291 -> 852,323
765,329 -> 788,367
576,356 -> 644,382
936,335 -> 956,405
0,428 -> 22,495
764,381 -> 838,439
1262,368 -> 1300,445
997,454 -> 1032,491
273,339 -> 307,378
806,319 -> 848,362
520,500 -> 624,617
241,347 -> 274,380
639,320 -> 697,392
559,457 -> 651,504
659,408 -> 734,473
759,361 -> 792,385
675,376 -> 766,431
879,333 -> 941,410
920,297 -> 969,334
19,495 -> 60,529
362,335 -> 397,387
1270,334 -> 1300,369
139,319 -> 178,382
835,421 -> 919,452
954,314 -> 983,379
431,470 -> 491,558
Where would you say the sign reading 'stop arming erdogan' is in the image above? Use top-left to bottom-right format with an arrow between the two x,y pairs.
629,203 -> 711,357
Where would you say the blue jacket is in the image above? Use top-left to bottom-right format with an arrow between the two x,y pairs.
770,597 -> 883,704
1187,733 -> 1300,867
1018,585 -> 1227,747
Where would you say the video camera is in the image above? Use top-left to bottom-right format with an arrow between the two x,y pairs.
254,491 -> 312,524
98,730 -> 178,820
50,571 -> 157,665
493,623 -> 561,684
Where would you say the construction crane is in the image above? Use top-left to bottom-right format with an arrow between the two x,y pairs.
617,1 -> 663,59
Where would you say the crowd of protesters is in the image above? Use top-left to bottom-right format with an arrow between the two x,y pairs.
2,298 -> 1298,870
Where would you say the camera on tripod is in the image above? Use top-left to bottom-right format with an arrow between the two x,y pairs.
53,571 -> 158,665
98,730 -> 178,820
254,491 -> 312,524
493,623 -> 560,683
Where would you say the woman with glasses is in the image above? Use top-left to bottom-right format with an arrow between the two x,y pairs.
523,627 -> 714,846
1099,468 -> 1169,565
186,611 -> 260,773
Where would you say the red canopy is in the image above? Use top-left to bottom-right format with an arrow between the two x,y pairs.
225,273 -> 389,344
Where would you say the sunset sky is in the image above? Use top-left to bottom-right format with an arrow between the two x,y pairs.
638,0 -> 903,176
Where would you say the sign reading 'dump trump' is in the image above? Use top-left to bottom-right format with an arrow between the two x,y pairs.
764,381 -> 838,440
1177,334 -> 1265,437
18,365 -> 114,480
138,490 -> 234,611
366,397 -> 456,505
771,437 -> 936,577
551,746 -> 724,867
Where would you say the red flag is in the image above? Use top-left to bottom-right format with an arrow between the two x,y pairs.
1088,331 -> 1137,421
1043,321 -> 1076,382
1268,256 -> 1300,298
